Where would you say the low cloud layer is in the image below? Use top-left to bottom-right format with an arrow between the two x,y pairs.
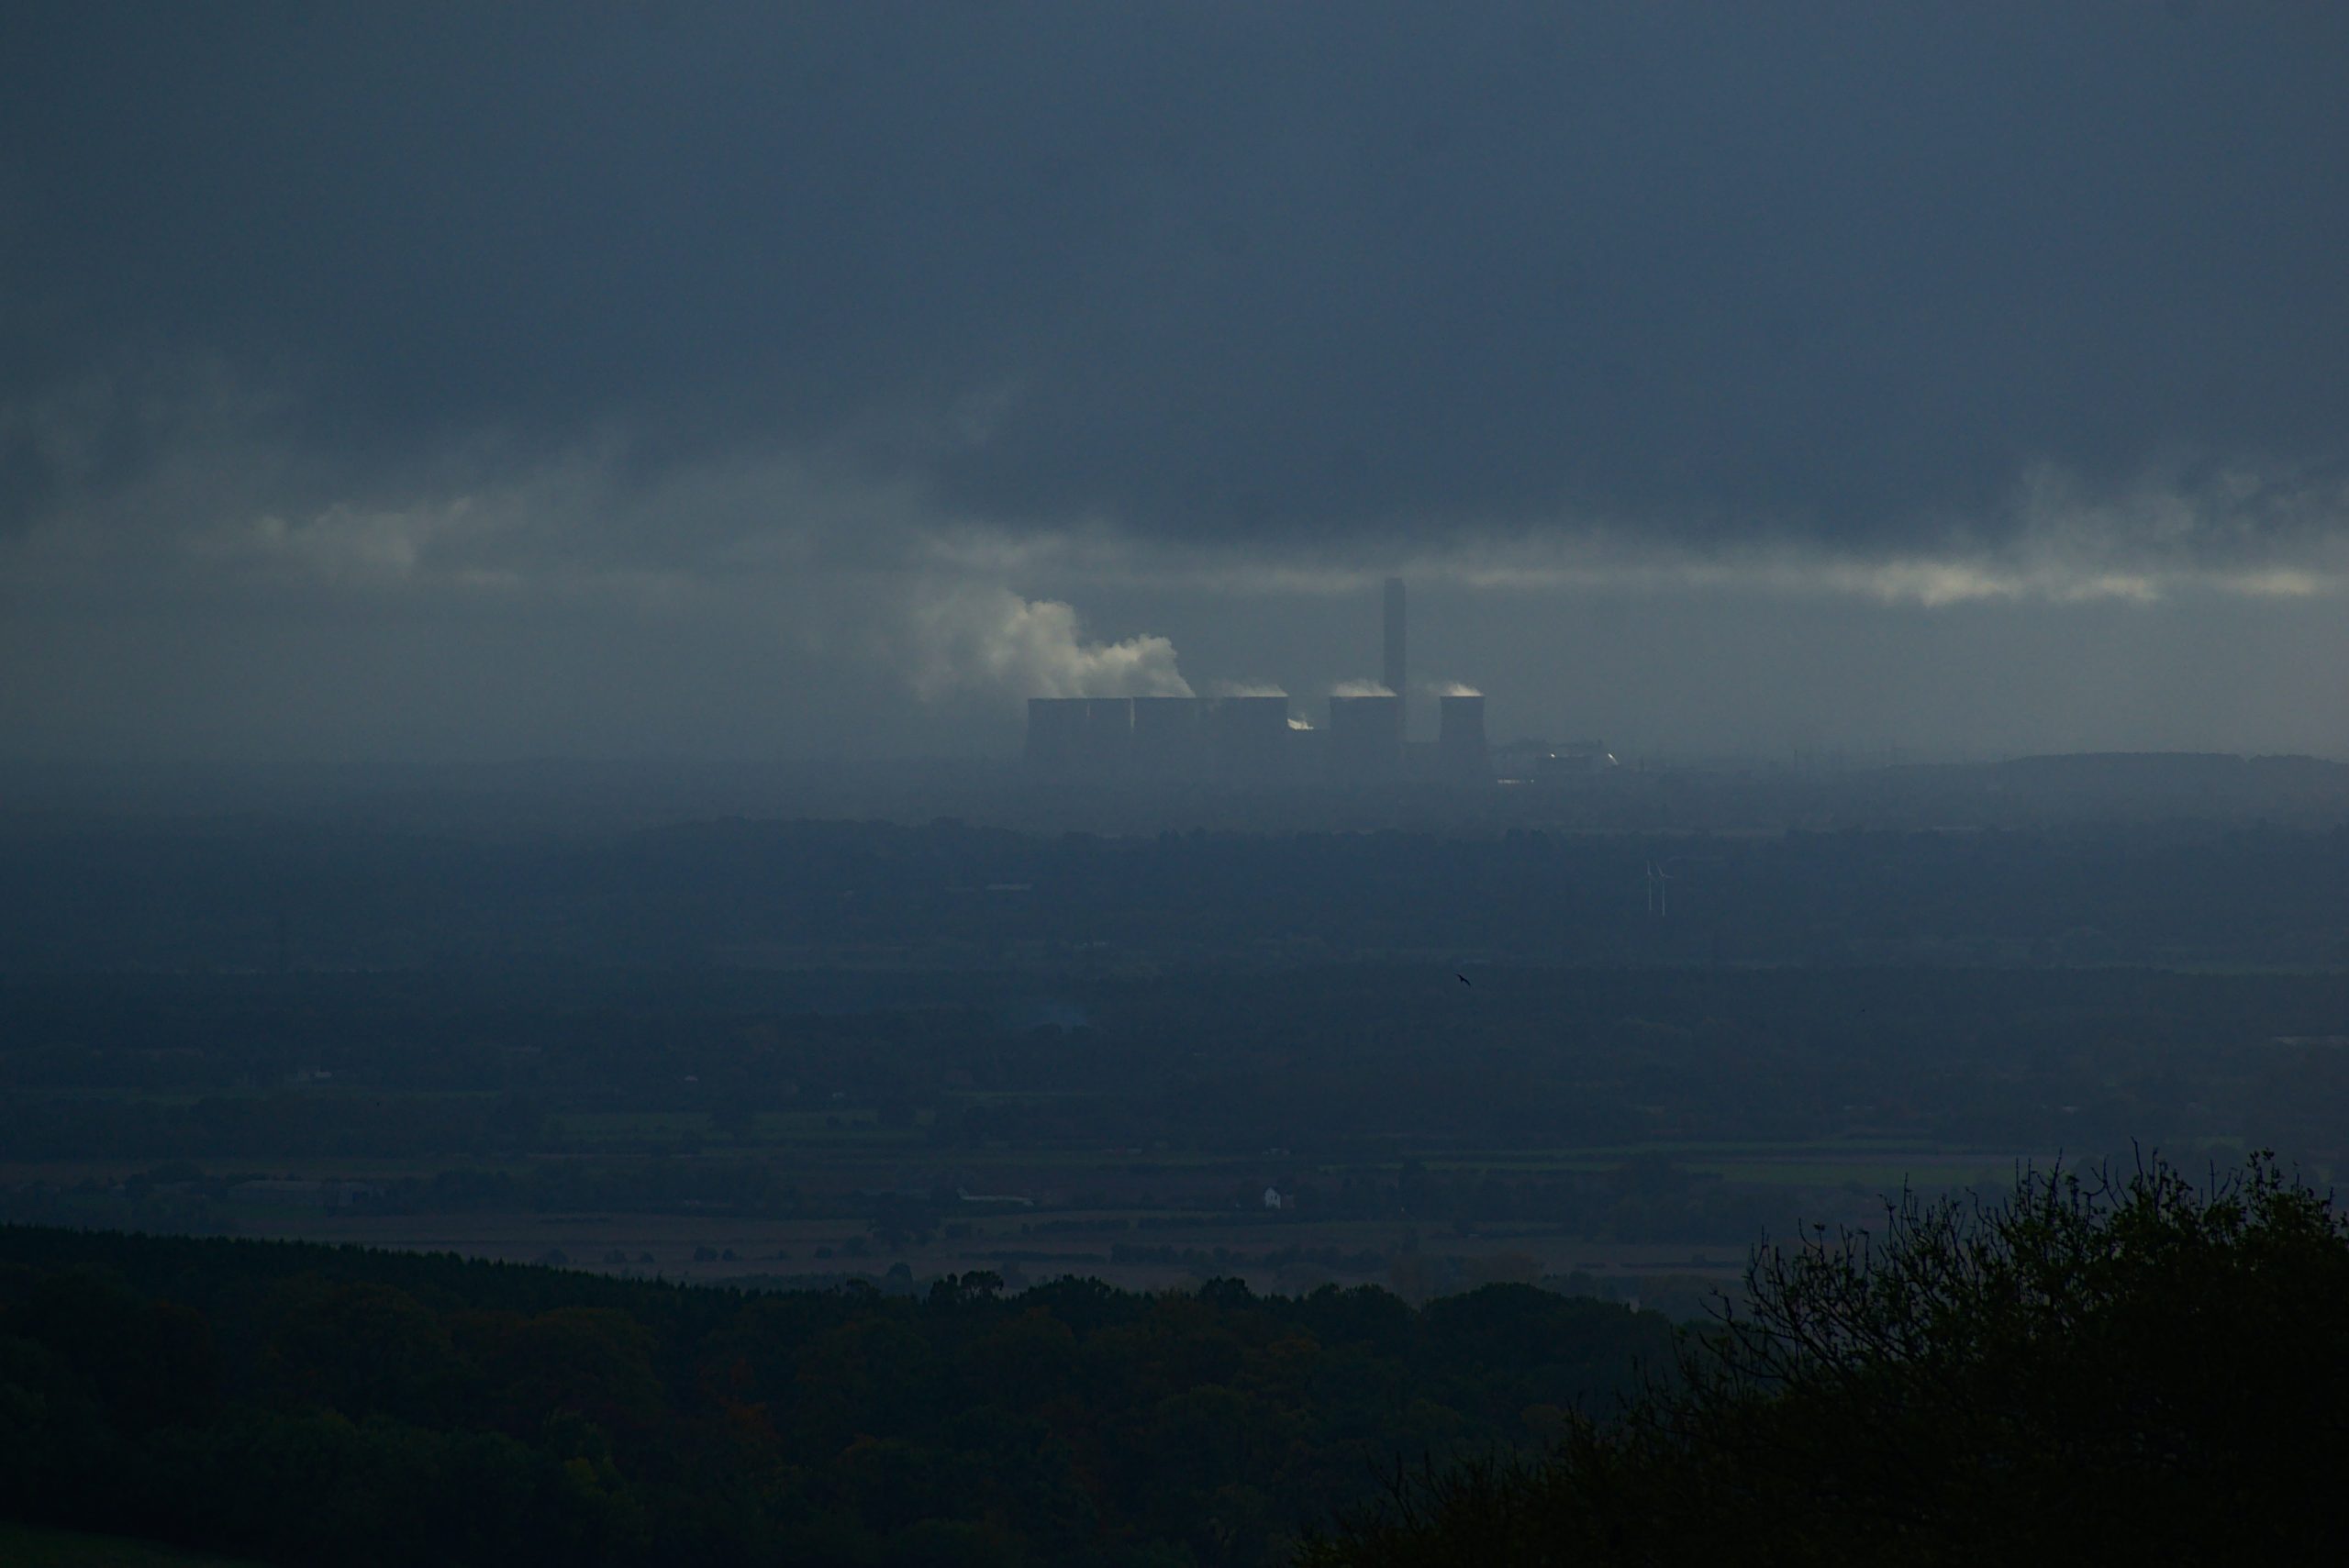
2,6 -> 2346,760
8,6 -> 2349,554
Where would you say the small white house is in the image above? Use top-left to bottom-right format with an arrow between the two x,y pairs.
1263,1187 -> 1285,1210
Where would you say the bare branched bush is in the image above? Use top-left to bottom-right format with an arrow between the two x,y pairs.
1305,1153 -> 2349,1566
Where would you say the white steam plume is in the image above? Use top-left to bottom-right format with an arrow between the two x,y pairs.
1330,679 -> 1395,697
1431,681 -> 1483,697
907,585 -> 1191,701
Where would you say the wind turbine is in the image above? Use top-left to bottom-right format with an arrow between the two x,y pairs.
1644,860 -> 1672,917
1645,854 -> 1720,919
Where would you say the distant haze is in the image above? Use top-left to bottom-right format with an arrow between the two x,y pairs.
3,6 -> 2346,762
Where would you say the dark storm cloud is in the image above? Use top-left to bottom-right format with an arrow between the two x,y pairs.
6,3 -> 2346,556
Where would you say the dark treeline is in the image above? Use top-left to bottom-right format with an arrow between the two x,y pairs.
0,1227 -> 1670,1567
4,817 -> 2347,971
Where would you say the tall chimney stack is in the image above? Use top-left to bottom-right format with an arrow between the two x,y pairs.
1383,576 -> 1406,729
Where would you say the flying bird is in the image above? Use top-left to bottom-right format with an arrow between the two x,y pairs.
1455,973 -> 1472,987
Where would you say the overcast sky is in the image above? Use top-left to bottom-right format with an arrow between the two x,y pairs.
4,3 -> 2346,762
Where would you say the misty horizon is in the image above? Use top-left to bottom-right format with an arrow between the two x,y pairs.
4,573 -> 2344,767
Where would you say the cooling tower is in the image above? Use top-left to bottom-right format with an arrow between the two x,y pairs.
1025,696 -> 1132,780
1132,695 -> 1213,780
1075,697 -> 1133,776
1327,694 -> 1404,781
1436,694 -> 1492,783
1025,697 -> 1090,777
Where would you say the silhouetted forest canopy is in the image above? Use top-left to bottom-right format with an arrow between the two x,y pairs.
0,1228 -> 1667,1567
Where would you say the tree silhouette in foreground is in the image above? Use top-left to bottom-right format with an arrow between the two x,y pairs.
1305,1153 -> 2349,1565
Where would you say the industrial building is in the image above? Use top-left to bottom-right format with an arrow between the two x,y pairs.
1216,695 -> 1294,784
1327,694 -> 1403,780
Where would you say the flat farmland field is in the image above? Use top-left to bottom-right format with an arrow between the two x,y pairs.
233,1204 -> 1759,1298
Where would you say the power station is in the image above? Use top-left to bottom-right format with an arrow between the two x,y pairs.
1023,578 -> 1497,787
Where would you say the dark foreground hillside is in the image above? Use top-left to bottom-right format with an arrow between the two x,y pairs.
1308,1156 -> 2349,1566
0,1229 -> 1670,1567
